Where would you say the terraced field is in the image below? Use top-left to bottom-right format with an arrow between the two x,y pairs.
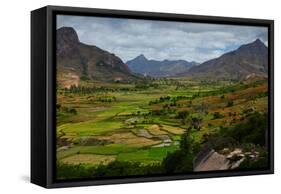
56,78 -> 268,178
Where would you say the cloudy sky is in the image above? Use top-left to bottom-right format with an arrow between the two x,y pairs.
57,15 -> 268,63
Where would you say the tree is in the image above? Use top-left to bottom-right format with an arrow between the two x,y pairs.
180,130 -> 193,151
176,110 -> 189,120
190,116 -> 203,130
162,130 -> 195,173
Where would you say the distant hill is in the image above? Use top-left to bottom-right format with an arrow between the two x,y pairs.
57,27 -> 139,87
181,39 -> 268,80
126,54 -> 198,77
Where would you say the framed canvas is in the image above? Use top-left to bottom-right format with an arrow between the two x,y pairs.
31,5 -> 274,188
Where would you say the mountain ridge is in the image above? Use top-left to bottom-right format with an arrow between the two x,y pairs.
126,55 -> 198,77
57,27 -> 268,84
57,27 -> 139,87
180,38 -> 268,80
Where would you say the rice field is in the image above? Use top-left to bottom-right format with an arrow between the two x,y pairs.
57,78 -> 268,171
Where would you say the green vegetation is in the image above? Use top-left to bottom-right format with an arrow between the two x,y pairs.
219,112 -> 268,146
56,77 -> 269,179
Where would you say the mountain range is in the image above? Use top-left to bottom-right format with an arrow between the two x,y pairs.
181,39 -> 268,80
57,26 -> 268,87
126,55 -> 198,77
57,27 -> 139,87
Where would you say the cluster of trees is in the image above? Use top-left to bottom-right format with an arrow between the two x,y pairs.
135,82 -> 160,89
56,103 -> 77,115
148,95 -> 193,106
175,110 -> 203,130
96,96 -> 117,103
147,87 -> 241,107
206,111 -> 268,170
162,131 -> 197,173
148,109 -> 174,116
222,111 -> 267,146
207,111 -> 268,152
62,85 -> 138,95
148,96 -> 171,105
154,78 -> 181,86
85,95 -> 117,103
57,161 -> 164,179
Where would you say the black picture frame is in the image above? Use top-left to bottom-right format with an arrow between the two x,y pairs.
31,5 -> 274,188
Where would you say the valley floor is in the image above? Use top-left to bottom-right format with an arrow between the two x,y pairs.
56,78 -> 269,179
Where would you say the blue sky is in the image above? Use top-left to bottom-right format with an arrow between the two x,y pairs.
57,15 -> 268,63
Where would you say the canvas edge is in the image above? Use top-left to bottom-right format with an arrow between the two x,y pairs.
30,6 -> 48,188
30,5 -> 274,188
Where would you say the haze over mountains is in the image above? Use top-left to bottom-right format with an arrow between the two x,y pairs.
126,55 -> 198,77
57,26 -> 268,86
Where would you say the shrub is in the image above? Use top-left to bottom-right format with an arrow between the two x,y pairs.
238,151 -> 268,170
56,103 -> 61,110
213,112 -> 224,119
80,75 -> 90,81
176,110 -> 189,120
69,108 -> 77,115
226,101 -> 234,107
190,117 -> 203,130
219,112 -> 267,146
56,161 -> 164,180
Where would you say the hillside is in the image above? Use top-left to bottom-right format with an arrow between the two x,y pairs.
181,39 -> 268,80
57,27 -> 139,88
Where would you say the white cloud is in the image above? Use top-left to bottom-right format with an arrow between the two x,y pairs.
57,15 -> 268,63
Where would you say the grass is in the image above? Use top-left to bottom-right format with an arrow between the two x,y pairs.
162,125 -> 185,135
116,146 -> 179,164
61,154 -> 116,165
58,144 -> 179,165
95,132 -> 161,147
146,124 -> 168,135
58,119 -> 123,136
57,144 -> 140,159
57,77 -> 268,172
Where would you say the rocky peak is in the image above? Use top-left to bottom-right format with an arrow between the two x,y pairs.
135,54 -> 147,61
237,38 -> 267,55
57,27 -> 80,57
